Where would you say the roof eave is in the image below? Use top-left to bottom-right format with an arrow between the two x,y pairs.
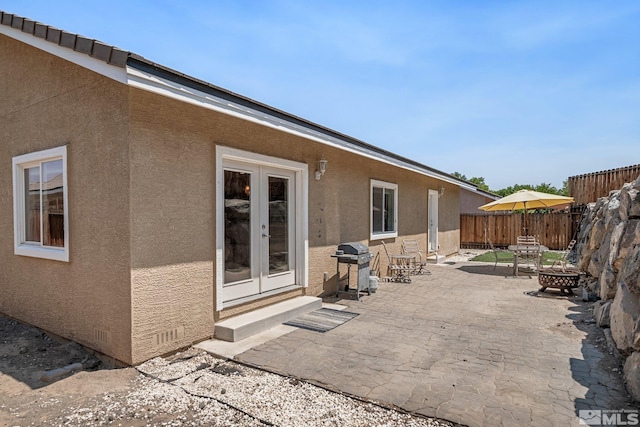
1,9 -> 474,190
126,56 -> 474,189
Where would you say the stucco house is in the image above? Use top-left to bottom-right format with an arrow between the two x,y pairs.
459,186 -> 498,214
1,11 -> 488,365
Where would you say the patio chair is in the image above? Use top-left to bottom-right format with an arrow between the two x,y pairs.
487,239 -> 509,270
402,239 -> 431,275
550,240 -> 576,272
517,235 -> 539,245
380,241 -> 412,283
515,236 -> 541,270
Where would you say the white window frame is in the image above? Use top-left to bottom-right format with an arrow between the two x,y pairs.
12,146 -> 69,262
370,179 -> 398,240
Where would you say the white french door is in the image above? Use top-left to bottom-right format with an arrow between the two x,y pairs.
260,166 -> 296,291
221,160 -> 297,304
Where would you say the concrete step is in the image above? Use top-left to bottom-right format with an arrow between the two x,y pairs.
214,296 -> 322,342
198,302 -> 346,358
427,254 -> 447,264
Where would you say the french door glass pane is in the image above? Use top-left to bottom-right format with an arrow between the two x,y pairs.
42,159 -> 64,247
24,167 -> 41,243
224,170 -> 252,283
268,176 -> 289,274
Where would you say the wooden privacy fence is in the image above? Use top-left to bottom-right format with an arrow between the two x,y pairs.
568,164 -> 640,206
461,211 -> 583,250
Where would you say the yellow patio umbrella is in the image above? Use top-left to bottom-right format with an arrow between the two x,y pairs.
478,189 -> 574,235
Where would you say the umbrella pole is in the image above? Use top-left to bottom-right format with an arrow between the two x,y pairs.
524,202 -> 528,236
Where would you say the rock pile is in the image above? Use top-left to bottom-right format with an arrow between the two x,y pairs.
575,174 -> 640,402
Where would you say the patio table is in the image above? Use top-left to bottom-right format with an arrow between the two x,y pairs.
508,244 -> 548,277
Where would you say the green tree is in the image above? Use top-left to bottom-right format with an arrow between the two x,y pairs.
494,184 -> 533,197
493,182 -> 567,197
468,177 -> 489,191
451,171 -> 566,196
533,183 -> 561,194
451,171 -> 467,180
451,172 -> 490,191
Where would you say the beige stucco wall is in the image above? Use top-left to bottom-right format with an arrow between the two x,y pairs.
438,184 -> 461,256
0,35 -> 133,363
126,86 -> 460,342
460,188 -> 494,214
128,88 -> 217,363
2,32 -> 462,364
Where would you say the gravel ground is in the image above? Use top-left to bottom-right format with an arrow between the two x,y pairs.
1,315 -> 457,427
60,348 -> 456,426
441,249 -> 488,263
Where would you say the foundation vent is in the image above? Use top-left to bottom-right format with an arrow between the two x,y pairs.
155,326 -> 185,346
93,328 -> 110,344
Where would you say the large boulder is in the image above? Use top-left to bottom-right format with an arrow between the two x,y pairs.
589,214 -> 606,252
631,189 -> 640,217
604,190 -> 623,226
614,221 -> 640,273
598,265 -> 617,301
576,233 -> 592,273
576,199 -> 607,273
619,243 -> 640,295
576,206 -> 595,272
607,221 -> 626,272
623,351 -> 640,402
610,281 -> 640,355
584,276 -> 598,293
619,183 -> 639,219
589,225 -> 617,279
593,300 -> 612,327
588,192 -> 627,279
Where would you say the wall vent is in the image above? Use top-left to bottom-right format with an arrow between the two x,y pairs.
93,328 -> 110,344
155,326 -> 185,346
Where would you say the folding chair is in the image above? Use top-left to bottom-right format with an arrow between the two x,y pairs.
380,241 -> 412,283
402,239 -> 431,275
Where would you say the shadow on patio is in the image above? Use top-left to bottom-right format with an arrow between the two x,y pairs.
565,304 -> 635,421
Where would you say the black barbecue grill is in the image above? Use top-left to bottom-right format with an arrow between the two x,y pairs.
331,242 -> 372,300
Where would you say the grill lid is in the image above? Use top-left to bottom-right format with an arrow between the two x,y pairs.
338,242 -> 370,255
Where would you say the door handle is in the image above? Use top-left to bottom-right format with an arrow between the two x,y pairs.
262,234 -> 271,238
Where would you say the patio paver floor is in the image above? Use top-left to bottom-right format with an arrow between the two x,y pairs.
236,262 -> 635,427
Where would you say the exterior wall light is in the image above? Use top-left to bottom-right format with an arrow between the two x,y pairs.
315,157 -> 328,180
439,186 -> 445,197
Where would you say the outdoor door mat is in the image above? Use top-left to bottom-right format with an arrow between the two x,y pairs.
284,308 -> 359,333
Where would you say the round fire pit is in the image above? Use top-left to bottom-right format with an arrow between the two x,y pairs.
538,269 -> 583,295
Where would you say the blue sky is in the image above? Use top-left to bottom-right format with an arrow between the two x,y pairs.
4,1 -> 639,190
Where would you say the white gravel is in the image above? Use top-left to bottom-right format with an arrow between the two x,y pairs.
439,249 -> 488,264
59,348 -> 456,427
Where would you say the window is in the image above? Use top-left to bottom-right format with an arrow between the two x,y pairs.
12,146 -> 69,262
370,179 -> 398,239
